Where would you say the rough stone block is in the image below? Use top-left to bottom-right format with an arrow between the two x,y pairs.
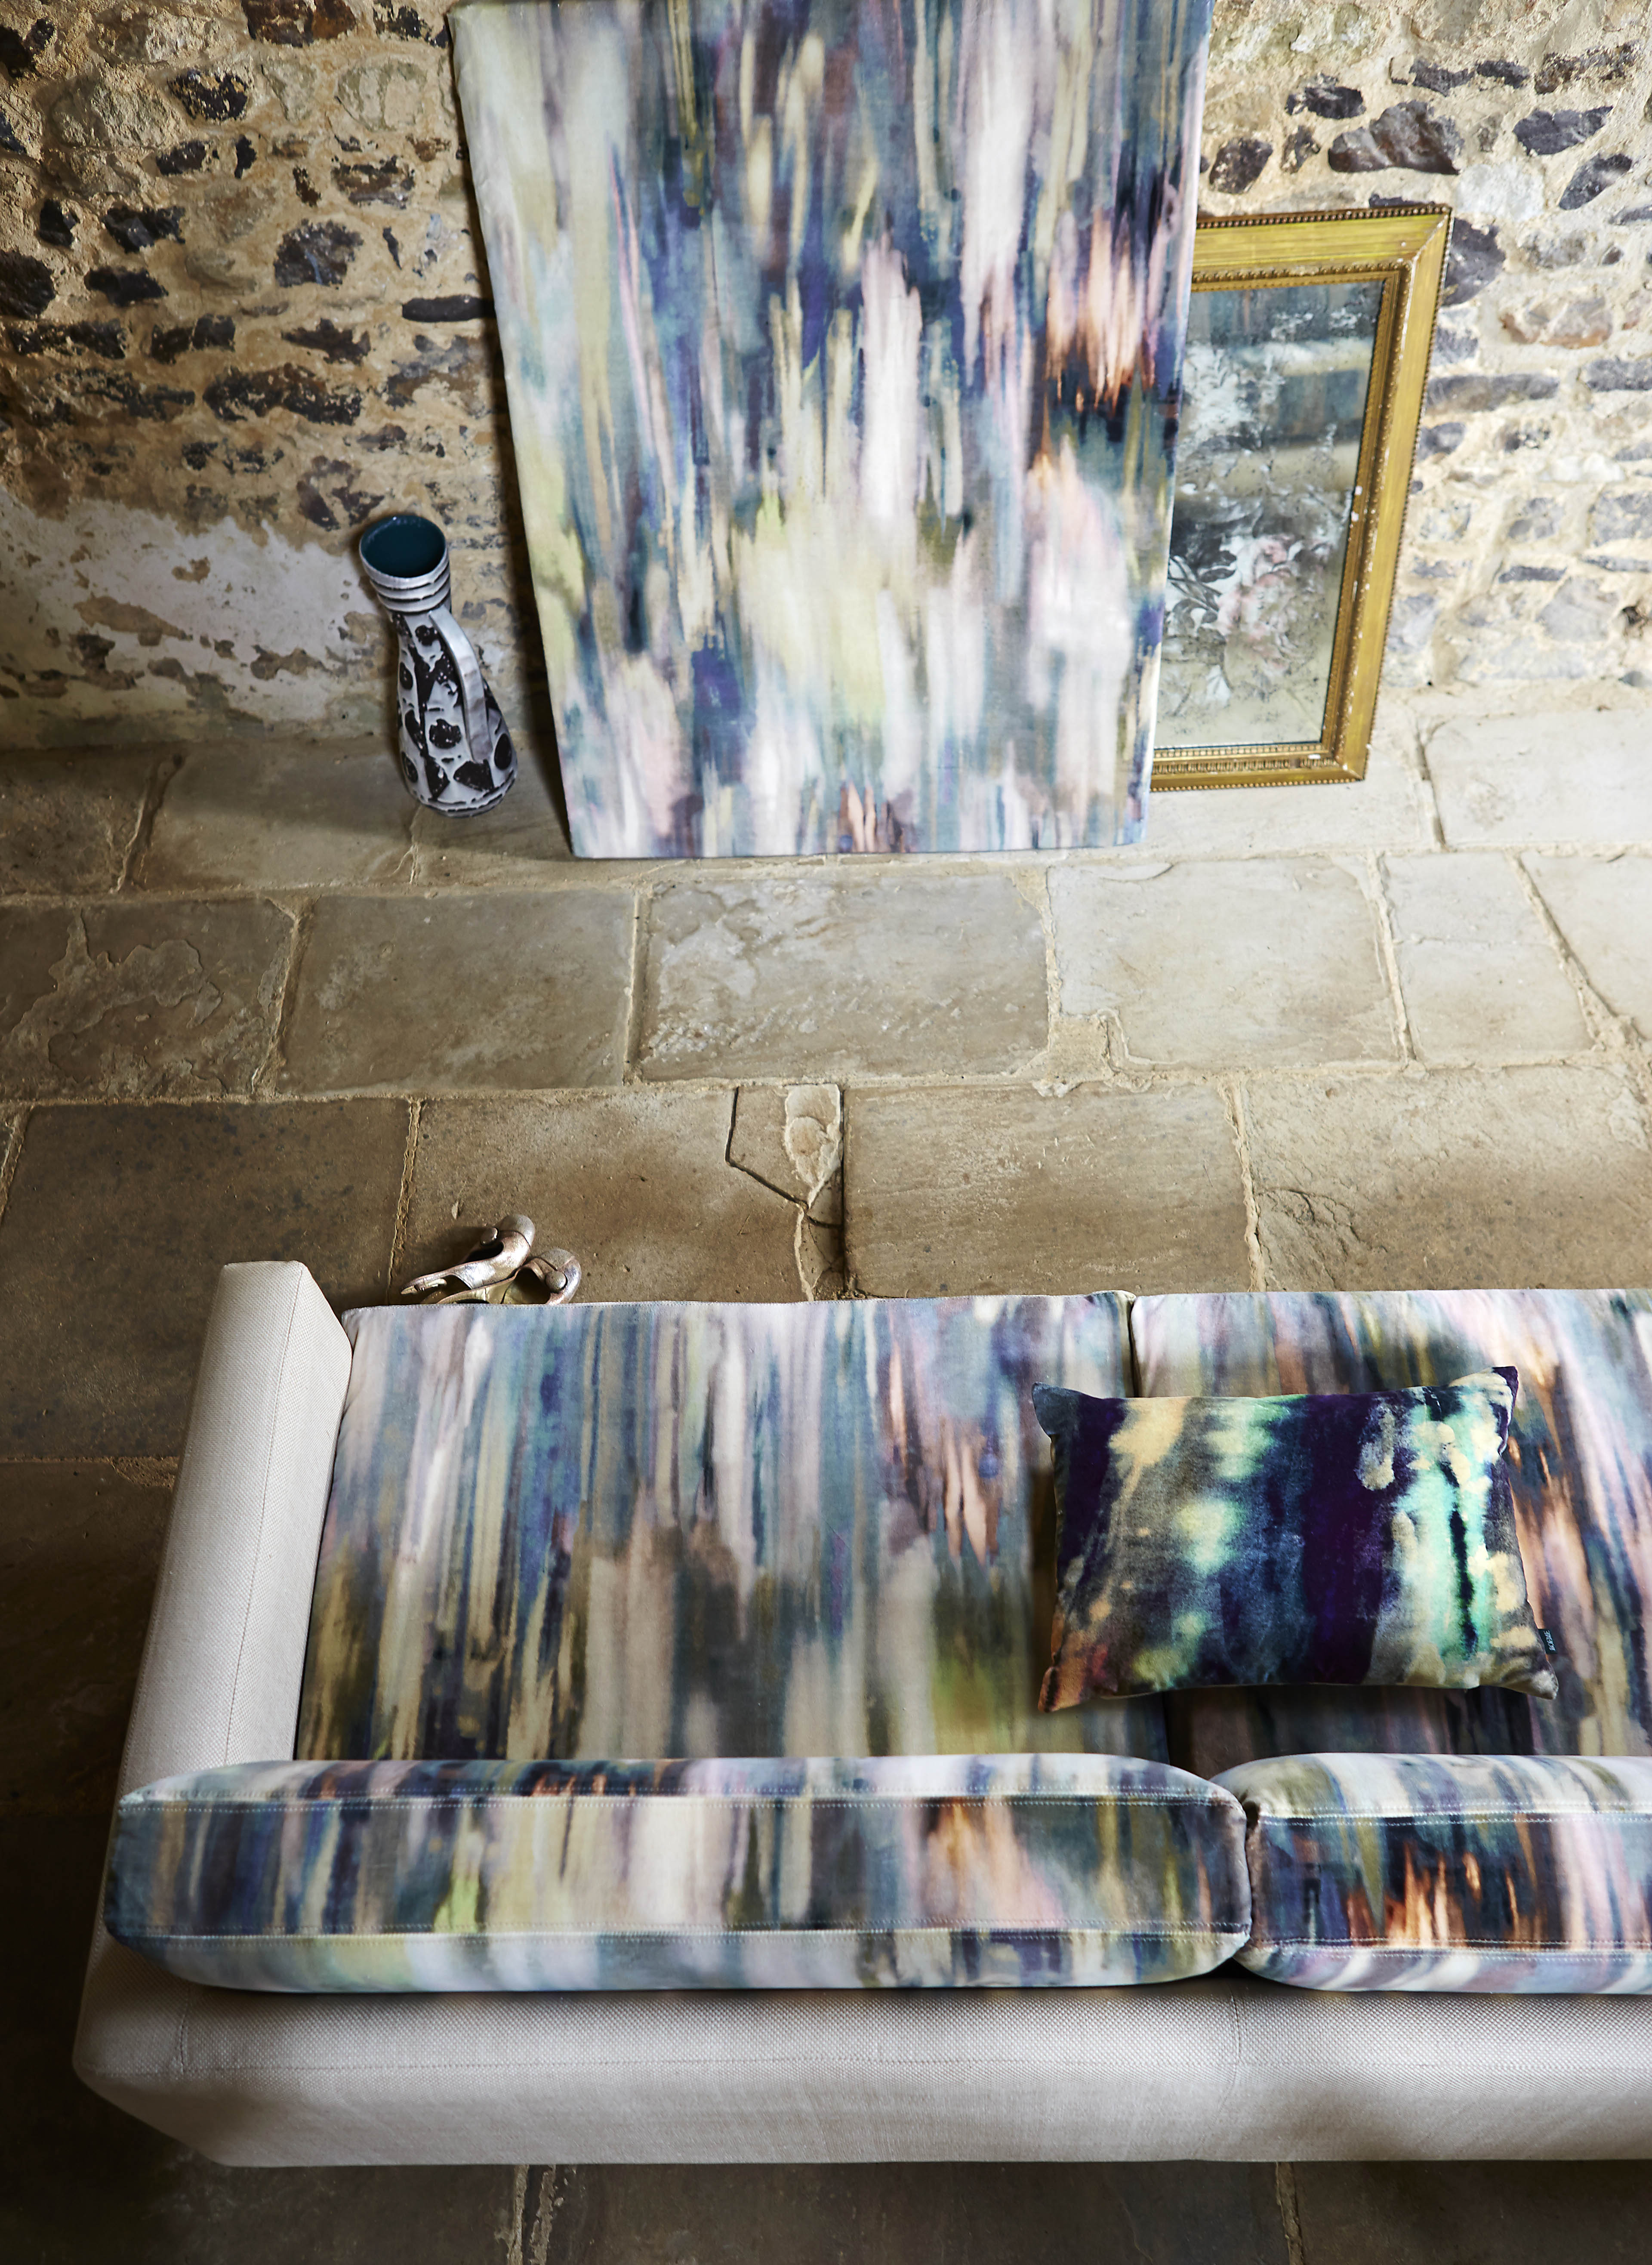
1426,373 -> 1558,413
728,1083 -> 843,1223
843,1083 -> 1251,1297
639,871 -> 1048,1081
1442,218 -> 1504,303
1585,358 -> 1652,392
1592,491 -> 1652,543
1525,854 -> 1652,1038
140,739 -> 414,889
277,889 -> 632,1094
1207,136 -> 1272,192
0,750 -> 152,895
405,1091 -> 804,1303
0,899 -> 291,1099
0,1099 -> 409,1456
1429,710 -> 1652,846
1050,859 -> 1396,1068
1383,854 -> 1588,1062
1244,1066 -> 1652,1290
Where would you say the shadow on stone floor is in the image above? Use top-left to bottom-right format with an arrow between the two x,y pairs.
0,1816 -> 515,2265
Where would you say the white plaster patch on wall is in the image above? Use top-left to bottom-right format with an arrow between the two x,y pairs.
1454,164 -> 1545,223
0,487 -> 384,745
0,0 -> 1649,749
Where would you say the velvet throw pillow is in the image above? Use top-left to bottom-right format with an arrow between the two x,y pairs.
1035,1370 -> 1559,1709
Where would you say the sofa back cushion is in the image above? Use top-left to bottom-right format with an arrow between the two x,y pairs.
297,1295 -> 1166,1766
1132,1290 -> 1652,1770
105,1753 -> 1248,1992
1223,1751 -> 1652,1993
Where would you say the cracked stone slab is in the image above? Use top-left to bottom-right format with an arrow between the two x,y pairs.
277,889 -> 633,1095
0,1100 -> 409,1456
844,1083 -> 1251,1297
728,1084 -> 843,1222
1051,859 -> 1396,1068
405,1091 -> 804,1303
1,1461 -> 173,1817
1429,711 -> 1652,847
0,899 -> 292,1099
639,871 -> 1048,1081
1244,1066 -> 1652,1290
0,750 -> 155,897
139,738 -> 415,890
1384,853 -> 1588,1062
1524,855 -> 1652,1040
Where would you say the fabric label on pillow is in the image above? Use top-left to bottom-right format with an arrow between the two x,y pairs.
1035,1369 -> 1558,1706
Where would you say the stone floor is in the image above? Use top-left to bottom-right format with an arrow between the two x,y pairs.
5,691 -> 1652,2259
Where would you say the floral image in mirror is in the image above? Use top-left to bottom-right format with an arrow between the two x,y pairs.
1150,205 -> 1450,790
1158,278 -> 1381,753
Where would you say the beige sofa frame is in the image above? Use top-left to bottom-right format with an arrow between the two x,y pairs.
74,1263 -> 1652,2164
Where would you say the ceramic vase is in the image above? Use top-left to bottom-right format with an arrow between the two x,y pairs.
359,514 -> 517,814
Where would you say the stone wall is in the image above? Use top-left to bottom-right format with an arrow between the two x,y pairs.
1,0 -> 1648,750
0,0 -> 530,749
1198,0 -> 1652,698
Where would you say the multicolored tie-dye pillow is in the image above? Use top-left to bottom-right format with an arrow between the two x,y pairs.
1035,1370 -> 1558,1709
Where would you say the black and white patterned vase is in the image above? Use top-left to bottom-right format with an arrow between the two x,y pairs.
359,514 -> 517,815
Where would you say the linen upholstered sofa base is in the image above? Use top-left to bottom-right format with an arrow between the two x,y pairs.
74,1265 -> 1652,2164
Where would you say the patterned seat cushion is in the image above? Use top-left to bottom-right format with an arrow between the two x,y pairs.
297,1296 -> 1167,1767
1222,1751 -> 1652,1993
1132,1292 -> 1652,1772
105,1753 -> 1248,1992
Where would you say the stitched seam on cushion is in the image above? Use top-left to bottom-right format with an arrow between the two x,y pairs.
222,1270 -> 304,1766
131,1794 -> 1234,1817
119,1923 -> 1250,1943
1251,1809 -> 1650,1823
1253,1940 -> 1652,1953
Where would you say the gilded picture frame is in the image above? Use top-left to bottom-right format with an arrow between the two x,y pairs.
1153,204 -> 1451,791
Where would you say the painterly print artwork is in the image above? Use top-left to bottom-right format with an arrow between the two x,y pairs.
298,1295 -> 1170,1768
1133,1290 -> 1652,1774
1035,1373 -> 1556,1709
1225,1751 -> 1652,1993
453,0 -> 1212,855
107,1753 -> 1248,1991
1157,279 -> 1380,752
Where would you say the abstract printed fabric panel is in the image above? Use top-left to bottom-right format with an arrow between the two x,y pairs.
1133,1290 -> 1652,1774
1224,1751 -> 1652,1993
1034,1374 -> 1556,1708
297,1295 -> 1168,1767
452,0 -> 1211,855
106,1753 -> 1248,1991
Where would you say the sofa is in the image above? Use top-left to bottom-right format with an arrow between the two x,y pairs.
75,1264 -> 1652,2163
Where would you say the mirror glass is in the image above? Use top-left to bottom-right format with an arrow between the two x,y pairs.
1157,278 -> 1385,753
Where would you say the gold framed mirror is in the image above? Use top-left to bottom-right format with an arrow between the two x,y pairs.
1153,204 -> 1451,791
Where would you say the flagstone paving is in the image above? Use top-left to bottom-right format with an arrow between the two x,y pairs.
5,691 -> 1652,2259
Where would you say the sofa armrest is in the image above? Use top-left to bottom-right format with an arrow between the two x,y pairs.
75,1262 -> 352,2110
